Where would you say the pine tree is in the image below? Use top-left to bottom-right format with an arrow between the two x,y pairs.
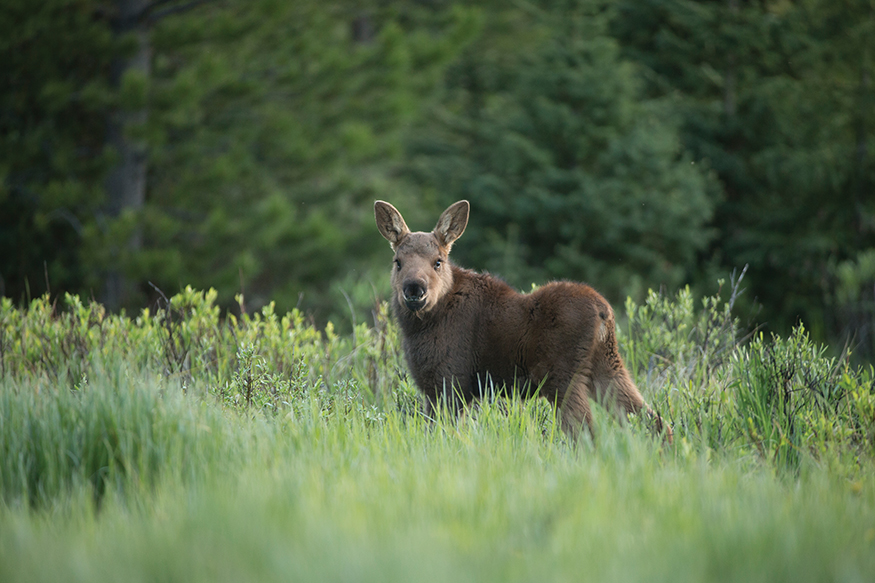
1,0 -> 476,317
0,0 -> 115,300
408,0 -> 715,302
613,0 -> 875,346
131,0 -> 475,316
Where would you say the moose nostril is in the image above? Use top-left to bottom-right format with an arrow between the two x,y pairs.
403,282 -> 426,300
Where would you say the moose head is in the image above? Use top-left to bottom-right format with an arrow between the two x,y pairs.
374,200 -> 469,314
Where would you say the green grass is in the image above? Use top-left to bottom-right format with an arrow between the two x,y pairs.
1,288 -> 875,582
2,383 -> 873,583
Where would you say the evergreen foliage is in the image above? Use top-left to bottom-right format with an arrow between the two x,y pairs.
1,0 -> 874,356
0,0 -> 115,298
408,0 -> 716,301
137,1 -> 476,316
1,0 -> 475,319
612,0 -> 875,347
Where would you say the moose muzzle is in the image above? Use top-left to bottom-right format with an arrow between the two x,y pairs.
402,281 -> 427,312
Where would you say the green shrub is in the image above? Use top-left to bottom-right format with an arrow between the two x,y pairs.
2,283 -> 874,485
620,283 -> 739,392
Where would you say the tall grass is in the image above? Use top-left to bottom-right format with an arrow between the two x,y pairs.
2,393 -> 873,582
0,362 -> 239,509
1,286 -> 874,582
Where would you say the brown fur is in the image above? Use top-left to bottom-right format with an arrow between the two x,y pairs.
375,199 -> 671,442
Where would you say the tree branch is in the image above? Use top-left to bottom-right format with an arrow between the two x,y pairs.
141,0 -> 177,16
140,0 -> 217,24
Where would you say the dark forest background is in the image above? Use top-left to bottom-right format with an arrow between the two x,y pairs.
2,0 -> 874,360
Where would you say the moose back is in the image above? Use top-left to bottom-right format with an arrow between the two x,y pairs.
375,199 -> 669,440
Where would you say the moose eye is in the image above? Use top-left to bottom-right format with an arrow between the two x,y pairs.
434,259 -> 442,270
394,259 -> 401,271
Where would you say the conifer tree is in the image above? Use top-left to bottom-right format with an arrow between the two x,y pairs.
1,0 -> 474,317
1,1 -> 110,297
613,0 -> 875,345
408,0 -> 715,302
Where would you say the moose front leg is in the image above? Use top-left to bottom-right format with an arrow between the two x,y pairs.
420,372 -> 473,422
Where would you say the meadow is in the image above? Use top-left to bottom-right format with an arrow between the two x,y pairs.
1,284 -> 874,582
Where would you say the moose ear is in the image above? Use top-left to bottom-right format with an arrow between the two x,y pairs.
374,200 -> 411,250
433,200 -> 469,251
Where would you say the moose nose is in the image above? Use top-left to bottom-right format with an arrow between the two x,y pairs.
403,281 -> 426,301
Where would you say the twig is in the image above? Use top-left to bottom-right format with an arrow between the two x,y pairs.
728,263 -> 748,310
43,261 -> 51,298
146,0 -> 216,23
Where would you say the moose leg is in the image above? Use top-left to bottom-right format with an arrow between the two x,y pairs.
422,375 -> 472,421
591,358 -> 672,442
556,377 -> 594,439
591,361 -> 645,417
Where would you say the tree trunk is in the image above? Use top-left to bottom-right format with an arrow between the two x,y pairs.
724,0 -> 738,119
103,0 -> 150,310
854,66 -> 870,240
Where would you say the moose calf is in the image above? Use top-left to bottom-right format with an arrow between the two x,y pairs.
375,199 -> 670,441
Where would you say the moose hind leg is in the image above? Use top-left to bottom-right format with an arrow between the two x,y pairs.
557,378 -> 594,438
592,358 -> 672,442
592,363 -> 646,418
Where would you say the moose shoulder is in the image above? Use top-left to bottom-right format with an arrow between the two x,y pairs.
374,199 -> 670,441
